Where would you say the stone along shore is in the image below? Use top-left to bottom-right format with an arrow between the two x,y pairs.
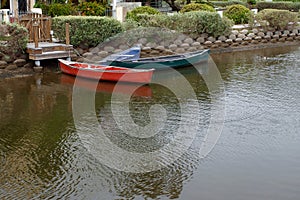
78,27 -> 300,62
1,27 -> 300,78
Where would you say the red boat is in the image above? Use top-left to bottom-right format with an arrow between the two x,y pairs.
58,59 -> 154,83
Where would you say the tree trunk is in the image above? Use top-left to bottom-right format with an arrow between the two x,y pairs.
164,0 -> 180,11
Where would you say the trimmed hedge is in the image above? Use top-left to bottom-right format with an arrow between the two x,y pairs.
138,11 -> 233,37
211,1 -> 247,8
52,16 -> 123,47
126,6 -> 160,22
0,23 -> 28,60
180,3 -> 216,13
273,0 -> 300,2
255,9 -> 298,30
256,2 -> 300,12
224,5 -> 252,24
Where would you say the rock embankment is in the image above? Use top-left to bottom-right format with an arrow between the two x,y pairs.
1,27 -> 300,78
76,27 -> 300,62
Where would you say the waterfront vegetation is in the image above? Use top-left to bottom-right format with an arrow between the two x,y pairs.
52,16 -> 123,46
255,9 -> 298,30
48,3 -> 300,48
1,1 -> 300,65
223,5 -> 252,24
131,11 -> 233,37
0,23 -> 28,61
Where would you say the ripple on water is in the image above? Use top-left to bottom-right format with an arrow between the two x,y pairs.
1,47 -> 300,199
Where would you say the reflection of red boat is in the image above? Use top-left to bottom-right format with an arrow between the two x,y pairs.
58,59 -> 154,83
60,74 -> 153,97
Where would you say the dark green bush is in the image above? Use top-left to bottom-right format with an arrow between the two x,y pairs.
48,3 -> 76,17
247,0 -> 256,5
138,11 -> 233,37
255,9 -> 298,30
126,6 -> 160,22
0,23 -> 28,60
34,1 -> 50,15
180,3 -> 216,13
256,2 -> 300,12
52,16 -> 123,47
77,2 -> 106,16
195,0 -> 215,7
224,4 -> 252,24
211,1 -> 247,8
273,0 -> 300,2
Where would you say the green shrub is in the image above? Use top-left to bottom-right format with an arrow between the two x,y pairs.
48,3 -> 76,17
123,18 -> 140,30
52,16 -> 123,47
77,2 -> 106,16
255,9 -> 298,30
273,0 -> 300,2
126,6 -> 160,22
0,23 -> 28,60
34,1 -> 50,15
256,2 -> 300,12
224,5 -> 252,24
138,11 -> 233,37
247,0 -> 256,5
195,0 -> 215,7
180,3 -> 216,13
211,1 -> 247,8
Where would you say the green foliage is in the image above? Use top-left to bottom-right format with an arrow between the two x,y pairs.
255,9 -> 298,30
77,2 -> 106,16
126,6 -> 160,22
224,4 -> 252,24
0,23 -> 28,59
195,0 -> 214,7
48,3 -> 76,17
256,2 -> 300,12
34,1 -> 50,15
211,1 -> 247,8
123,18 -> 140,30
247,0 -> 256,5
52,16 -> 123,47
272,0 -> 300,2
137,11 -> 233,37
180,3 -> 216,13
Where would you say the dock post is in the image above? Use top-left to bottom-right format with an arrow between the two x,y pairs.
35,60 -> 40,67
66,23 -> 70,45
33,22 -> 39,48
65,23 -> 71,61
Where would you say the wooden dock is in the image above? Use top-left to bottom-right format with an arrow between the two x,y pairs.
19,13 -> 75,66
26,42 -> 75,66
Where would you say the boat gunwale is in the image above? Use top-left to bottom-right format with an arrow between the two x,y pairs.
108,49 -> 210,64
58,59 -> 155,74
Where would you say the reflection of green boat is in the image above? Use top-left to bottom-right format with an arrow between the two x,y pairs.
103,48 -> 210,70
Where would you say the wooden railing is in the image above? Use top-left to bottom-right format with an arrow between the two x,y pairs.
19,13 -> 52,43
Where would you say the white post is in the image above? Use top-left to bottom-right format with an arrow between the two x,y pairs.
112,0 -> 117,18
9,0 -> 14,17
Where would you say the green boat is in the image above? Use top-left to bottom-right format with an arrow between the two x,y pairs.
102,48 -> 210,70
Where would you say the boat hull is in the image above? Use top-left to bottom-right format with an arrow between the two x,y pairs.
58,59 -> 154,84
106,49 -> 210,70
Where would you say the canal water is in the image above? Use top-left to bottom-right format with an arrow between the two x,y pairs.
0,47 -> 299,199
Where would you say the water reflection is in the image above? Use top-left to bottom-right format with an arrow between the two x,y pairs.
0,66 -> 212,199
0,46 -> 300,199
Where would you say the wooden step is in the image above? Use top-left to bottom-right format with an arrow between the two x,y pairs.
29,50 -> 76,60
27,42 -> 76,62
27,43 -> 73,53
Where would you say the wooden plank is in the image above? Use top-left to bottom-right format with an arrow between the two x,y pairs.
29,51 -> 76,60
